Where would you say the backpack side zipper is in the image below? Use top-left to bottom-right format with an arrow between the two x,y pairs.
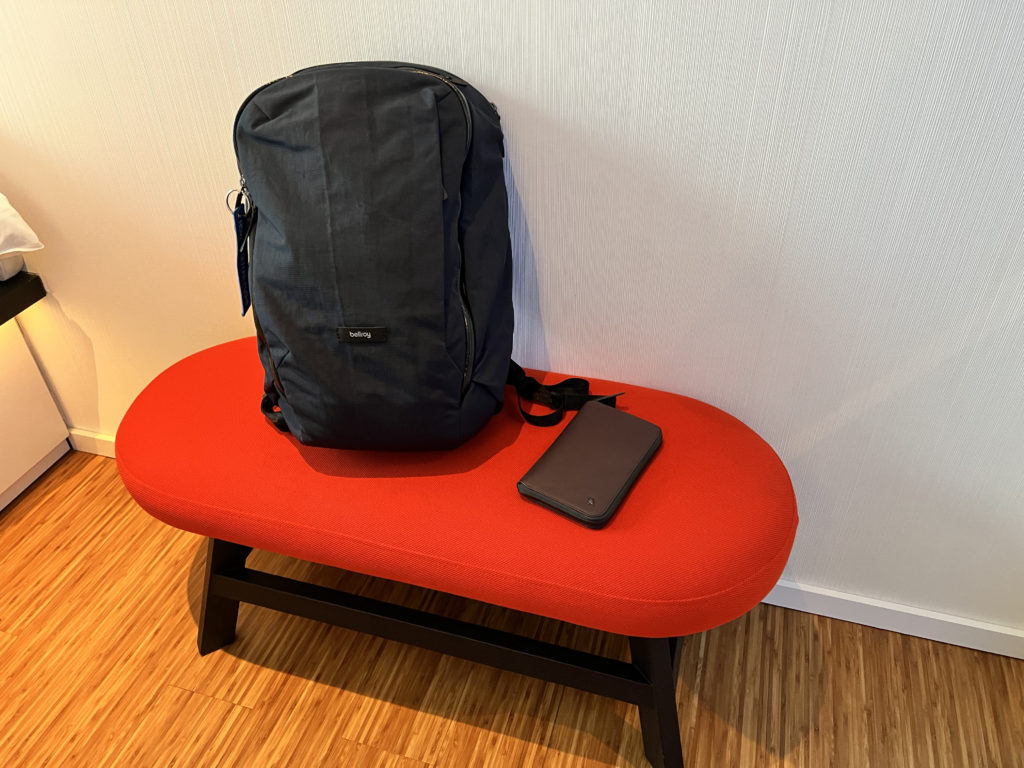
400,67 -> 477,396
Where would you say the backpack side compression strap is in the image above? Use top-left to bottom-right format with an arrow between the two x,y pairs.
507,361 -> 620,427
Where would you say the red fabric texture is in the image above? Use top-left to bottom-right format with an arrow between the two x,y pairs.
116,338 -> 797,638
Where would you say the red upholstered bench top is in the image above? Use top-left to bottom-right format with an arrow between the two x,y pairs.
116,338 -> 797,638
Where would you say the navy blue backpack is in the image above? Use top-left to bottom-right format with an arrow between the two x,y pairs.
232,62 -> 606,450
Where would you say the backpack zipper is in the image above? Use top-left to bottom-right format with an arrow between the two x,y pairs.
232,76 -> 289,158
460,297 -> 476,397
398,67 -> 473,153
232,64 -> 470,157
399,67 -> 476,395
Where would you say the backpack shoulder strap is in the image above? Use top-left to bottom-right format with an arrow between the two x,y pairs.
507,361 -> 620,427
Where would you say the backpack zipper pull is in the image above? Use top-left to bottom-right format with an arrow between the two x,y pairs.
231,184 -> 255,316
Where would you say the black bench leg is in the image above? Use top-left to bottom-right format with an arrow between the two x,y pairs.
198,538 -> 252,655
630,636 -> 685,768
669,635 -> 685,678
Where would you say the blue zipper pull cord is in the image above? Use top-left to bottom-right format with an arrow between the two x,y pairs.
229,185 -> 256,316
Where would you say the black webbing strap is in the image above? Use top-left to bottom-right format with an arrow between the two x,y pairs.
260,393 -> 290,432
507,360 -> 619,427
258,359 -> 617,434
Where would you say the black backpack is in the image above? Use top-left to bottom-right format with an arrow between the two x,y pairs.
232,62 -> 607,449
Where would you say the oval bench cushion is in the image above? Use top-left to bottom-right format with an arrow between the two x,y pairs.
116,338 -> 797,638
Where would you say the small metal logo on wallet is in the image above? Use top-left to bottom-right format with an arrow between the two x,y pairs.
337,326 -> 388,343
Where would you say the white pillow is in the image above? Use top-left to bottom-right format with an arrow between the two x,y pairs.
0,191 -> 44,257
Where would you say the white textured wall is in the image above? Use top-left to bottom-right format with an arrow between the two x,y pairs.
2,2 -> 1023,636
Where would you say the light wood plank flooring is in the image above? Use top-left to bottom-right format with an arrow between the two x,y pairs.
1,452 -> 1021,767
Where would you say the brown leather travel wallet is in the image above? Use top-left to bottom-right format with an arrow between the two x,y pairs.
517,400 -> 663,528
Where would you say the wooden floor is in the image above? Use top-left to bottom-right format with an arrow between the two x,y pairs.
1,452 -> 1022,767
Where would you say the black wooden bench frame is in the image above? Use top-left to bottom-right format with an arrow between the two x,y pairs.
199,537 -> 687,768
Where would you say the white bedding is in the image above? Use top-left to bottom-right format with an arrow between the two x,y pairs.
0,191 -> 43,280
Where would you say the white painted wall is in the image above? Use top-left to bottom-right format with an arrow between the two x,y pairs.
2,1 -> 1022,649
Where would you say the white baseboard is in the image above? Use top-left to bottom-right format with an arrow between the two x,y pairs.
68,428 -> 116,458
763,578 -> 1024,660
0,441 -> 71,511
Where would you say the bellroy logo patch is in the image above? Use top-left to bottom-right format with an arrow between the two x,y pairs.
337,326 -> 388,343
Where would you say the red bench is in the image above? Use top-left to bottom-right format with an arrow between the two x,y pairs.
116,338 -> 797,768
